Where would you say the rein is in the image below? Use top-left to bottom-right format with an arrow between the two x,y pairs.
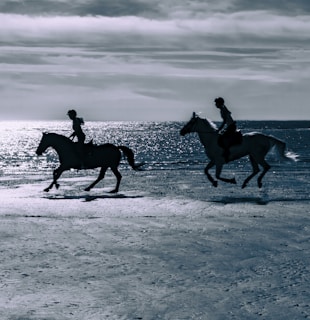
197,130 -> 218,135
192,125 -> 218,135
192,118 -> 218,135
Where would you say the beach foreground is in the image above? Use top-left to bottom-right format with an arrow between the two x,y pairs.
0,168 -> 309,320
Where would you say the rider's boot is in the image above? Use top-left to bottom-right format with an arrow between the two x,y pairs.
77,144 -> 86,169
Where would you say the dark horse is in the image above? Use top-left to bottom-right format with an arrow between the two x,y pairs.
180,113 -> 297,188
36,133 -> 143,193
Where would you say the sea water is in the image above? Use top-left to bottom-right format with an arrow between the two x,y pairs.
0,120 -> 309,177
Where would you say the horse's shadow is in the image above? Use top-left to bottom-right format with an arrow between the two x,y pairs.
45,193 -> 144,202
211,196 -> 308,205
211,196 -> 269,205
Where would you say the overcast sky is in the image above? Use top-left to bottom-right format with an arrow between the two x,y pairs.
1,0 -> 310,121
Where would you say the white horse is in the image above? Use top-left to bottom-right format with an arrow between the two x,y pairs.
180,112 -> 297,188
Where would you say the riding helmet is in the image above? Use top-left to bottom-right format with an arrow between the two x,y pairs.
67,109 -> 77,117
214,97 -> 225,105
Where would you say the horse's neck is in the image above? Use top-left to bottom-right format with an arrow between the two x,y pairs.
195,120 -> 218,148
197,131 -> 217,149
50,134 -> 74,154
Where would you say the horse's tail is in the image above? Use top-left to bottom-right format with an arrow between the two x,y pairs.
269,136 -> 298,162
117,146 -> 145,170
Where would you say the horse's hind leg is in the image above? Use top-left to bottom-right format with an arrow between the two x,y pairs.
242,156 -> 260,189
84,166 -> 107,192
257,159 -> 271,188
110,166 -> 122,193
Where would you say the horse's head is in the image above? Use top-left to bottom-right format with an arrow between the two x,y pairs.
180,112 -> 217,136
36,132 -> 50,155
180,112 -> 198,136
36,132 -> 74,156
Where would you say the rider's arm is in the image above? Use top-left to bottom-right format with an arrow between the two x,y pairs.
69,132 -> 76,139
218,115 -> 226,132
218,107 -> 230,132
218,121 -> 225,132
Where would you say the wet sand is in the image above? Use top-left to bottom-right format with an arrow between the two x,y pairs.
0,169 -> 309,319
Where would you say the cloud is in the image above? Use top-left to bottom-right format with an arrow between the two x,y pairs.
233,0 -> 310,15
1,12 -> 310,49
1,2 -> 310,120
1,0 -> 310,17
0,0 -> 160,17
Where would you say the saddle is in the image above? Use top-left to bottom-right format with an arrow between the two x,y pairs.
85,139 -> 95,149
230,130 -> 243,146
74,140 -> 95,158
218,130 -> 243,149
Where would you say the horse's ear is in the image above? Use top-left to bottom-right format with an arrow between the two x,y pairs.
192,112 -> 196,118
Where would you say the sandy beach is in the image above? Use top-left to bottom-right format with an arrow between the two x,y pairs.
0,167 -> 309,320
1,0 -> 310,317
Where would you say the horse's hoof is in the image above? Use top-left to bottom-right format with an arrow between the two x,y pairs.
231,178 -> 237,184
44,188 -> 50,192
242,183 -> 247,189
109,189 -> 118,194
258,182 -> 263,188
212,181 -> 218,188
84,187 -> 91,192
55,184 -> 60,189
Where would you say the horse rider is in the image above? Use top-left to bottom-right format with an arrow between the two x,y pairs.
67,109 -> 86,168
214,97 -> 238,163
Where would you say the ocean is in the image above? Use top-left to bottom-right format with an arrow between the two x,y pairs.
1,120 -> 310,320
0,120 -> 309,177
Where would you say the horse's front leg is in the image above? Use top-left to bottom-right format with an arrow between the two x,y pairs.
215,164 -> 237,185
204,161 -> 218,187
44,167 -> 64,192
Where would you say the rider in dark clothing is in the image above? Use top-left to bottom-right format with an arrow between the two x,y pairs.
67,109 -> 86,168
214,97 -> 238,163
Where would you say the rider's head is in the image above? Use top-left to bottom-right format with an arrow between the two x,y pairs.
214,97 -> 225,108
67,109 -> 77,119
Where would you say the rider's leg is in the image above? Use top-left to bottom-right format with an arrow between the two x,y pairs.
77,142 -> 86,169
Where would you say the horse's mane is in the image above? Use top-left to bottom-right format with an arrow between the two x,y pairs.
202,117 -> 218,131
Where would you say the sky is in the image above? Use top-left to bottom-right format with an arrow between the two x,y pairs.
0,0 -> 310,121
